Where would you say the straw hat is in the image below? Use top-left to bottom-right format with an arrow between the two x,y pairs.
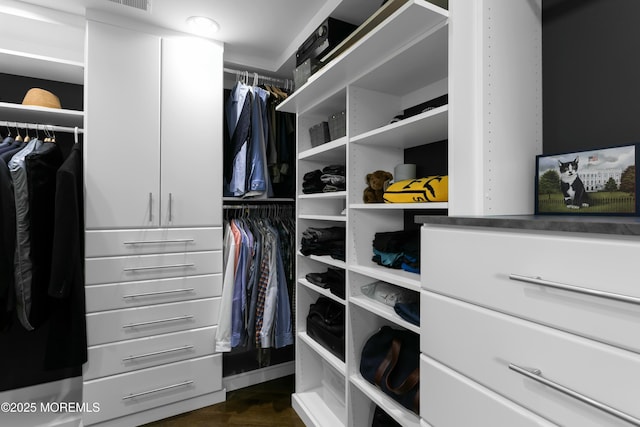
22,88 -> 61,109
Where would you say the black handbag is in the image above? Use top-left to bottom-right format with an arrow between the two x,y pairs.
306,297 -> 345,361
360,326 -> 419,413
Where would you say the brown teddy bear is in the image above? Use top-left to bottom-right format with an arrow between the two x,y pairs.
363,170 -> 393,203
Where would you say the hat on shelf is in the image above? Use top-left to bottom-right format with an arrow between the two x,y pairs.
22,88 -> 61,109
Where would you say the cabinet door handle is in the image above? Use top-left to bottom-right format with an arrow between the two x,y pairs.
122,288 -> 195,299
122,315 -> 193,329
123,263 -> 194,272
169,193 -> 173,222
122,380 -> 193,400
509,363 -> 640,426
124,239 -> 195,245
148,193 -> 153,222
509,274 -> 640,305
122,345 -> 194,362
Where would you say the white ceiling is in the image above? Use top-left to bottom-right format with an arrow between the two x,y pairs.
9,0 -> 380,76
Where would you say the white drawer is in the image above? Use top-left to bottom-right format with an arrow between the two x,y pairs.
421,225 -> 640,353
85,274 -> 222,312
86,251 -> 222,285
85,326 -> 216,380
85,227 -> 222,257
422,291 -> 640,427
86,298 -> 220,346
83,354 -> 222,425
420,354 -> 555,427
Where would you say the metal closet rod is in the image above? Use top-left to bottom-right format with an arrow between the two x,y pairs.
223,67 -> 292,88
0,121 -> 84,134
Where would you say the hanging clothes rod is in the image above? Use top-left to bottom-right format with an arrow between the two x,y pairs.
223,67 -> 292,89
0,120 -> 84,134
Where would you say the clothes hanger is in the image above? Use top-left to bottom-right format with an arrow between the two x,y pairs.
253,72 -> 259,87
24,123 -> 31,143
13,123 -> 22,143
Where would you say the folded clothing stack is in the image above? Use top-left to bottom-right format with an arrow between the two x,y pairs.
300,226 -> 345,261
305,267 -> 345,299
372,229 -> 420,273
361,281 -> 419,326
302,164 -> 346,194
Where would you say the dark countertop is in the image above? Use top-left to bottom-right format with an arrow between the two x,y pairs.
414,215 -> 640,236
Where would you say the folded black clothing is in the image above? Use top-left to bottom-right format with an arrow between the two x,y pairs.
305,267 -> 346,299
302,186 -> 324,194
301,245 -> 345,261
306,272 -> 330,287
322,164 -> 345,176
303,169 -> 323,181
373,230 -> 420,253
301,226 -> 345,243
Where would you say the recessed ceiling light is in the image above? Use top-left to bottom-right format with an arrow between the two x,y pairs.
186,16 -> 220,35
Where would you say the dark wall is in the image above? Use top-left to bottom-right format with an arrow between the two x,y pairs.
543,0 -> 640,153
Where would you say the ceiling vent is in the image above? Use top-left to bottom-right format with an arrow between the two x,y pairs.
106,0 -> 151,12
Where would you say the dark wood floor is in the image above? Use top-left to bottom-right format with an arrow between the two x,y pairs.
142,375 -> 305,427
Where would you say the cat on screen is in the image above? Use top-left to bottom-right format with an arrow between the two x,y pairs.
559,157 -> 589,209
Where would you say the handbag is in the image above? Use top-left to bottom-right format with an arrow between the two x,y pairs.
307,297 -> 345,361
360,326 -> 419,413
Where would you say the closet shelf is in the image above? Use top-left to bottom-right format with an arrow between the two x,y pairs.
299,191 -> 347,200
0,102 -> 84,127
301,253 -> 347,270
277,0 -> 448,114
299,278 -> 346,306
349,295 -> 420,334
0,48 -> 84,85
299,214 -> 347,222
350,202 -> 448,210
299,332 -> 346,375
350,105 -> 448,149
350,373 -> 420,427
350,264 -> 420,292
292,390 -> 346,427
299,137 -> 347,162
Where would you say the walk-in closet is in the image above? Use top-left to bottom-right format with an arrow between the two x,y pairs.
2,0 -> 640,426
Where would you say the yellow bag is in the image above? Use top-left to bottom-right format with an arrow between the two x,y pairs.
383,176 -> 448,203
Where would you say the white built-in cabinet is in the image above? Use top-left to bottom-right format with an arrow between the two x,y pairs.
278,0 -> 543,425
85,21 -> 222,230
84,19 -> 225,427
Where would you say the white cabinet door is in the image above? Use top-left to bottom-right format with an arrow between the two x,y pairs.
160,37 -> 223,228
85,20 -> 161,229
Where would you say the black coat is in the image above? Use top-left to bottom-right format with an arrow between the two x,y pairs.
45,144 -> 87,369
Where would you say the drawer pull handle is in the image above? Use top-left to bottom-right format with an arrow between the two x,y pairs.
122,345 -> 194,362
123,263 -> 194,272
509,363 -> 640,426
509,274 -> 640,305
122,288 -> 195,299
122,315 -> 193,329
123,239 -> 195,245
122,380 -> 193,400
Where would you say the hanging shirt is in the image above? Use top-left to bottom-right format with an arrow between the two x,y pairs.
215,222 -> 237,352
9,138 -> 43,331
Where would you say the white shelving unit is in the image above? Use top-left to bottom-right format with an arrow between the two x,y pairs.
278,0 -> 446,425
0,49 -> 84,129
